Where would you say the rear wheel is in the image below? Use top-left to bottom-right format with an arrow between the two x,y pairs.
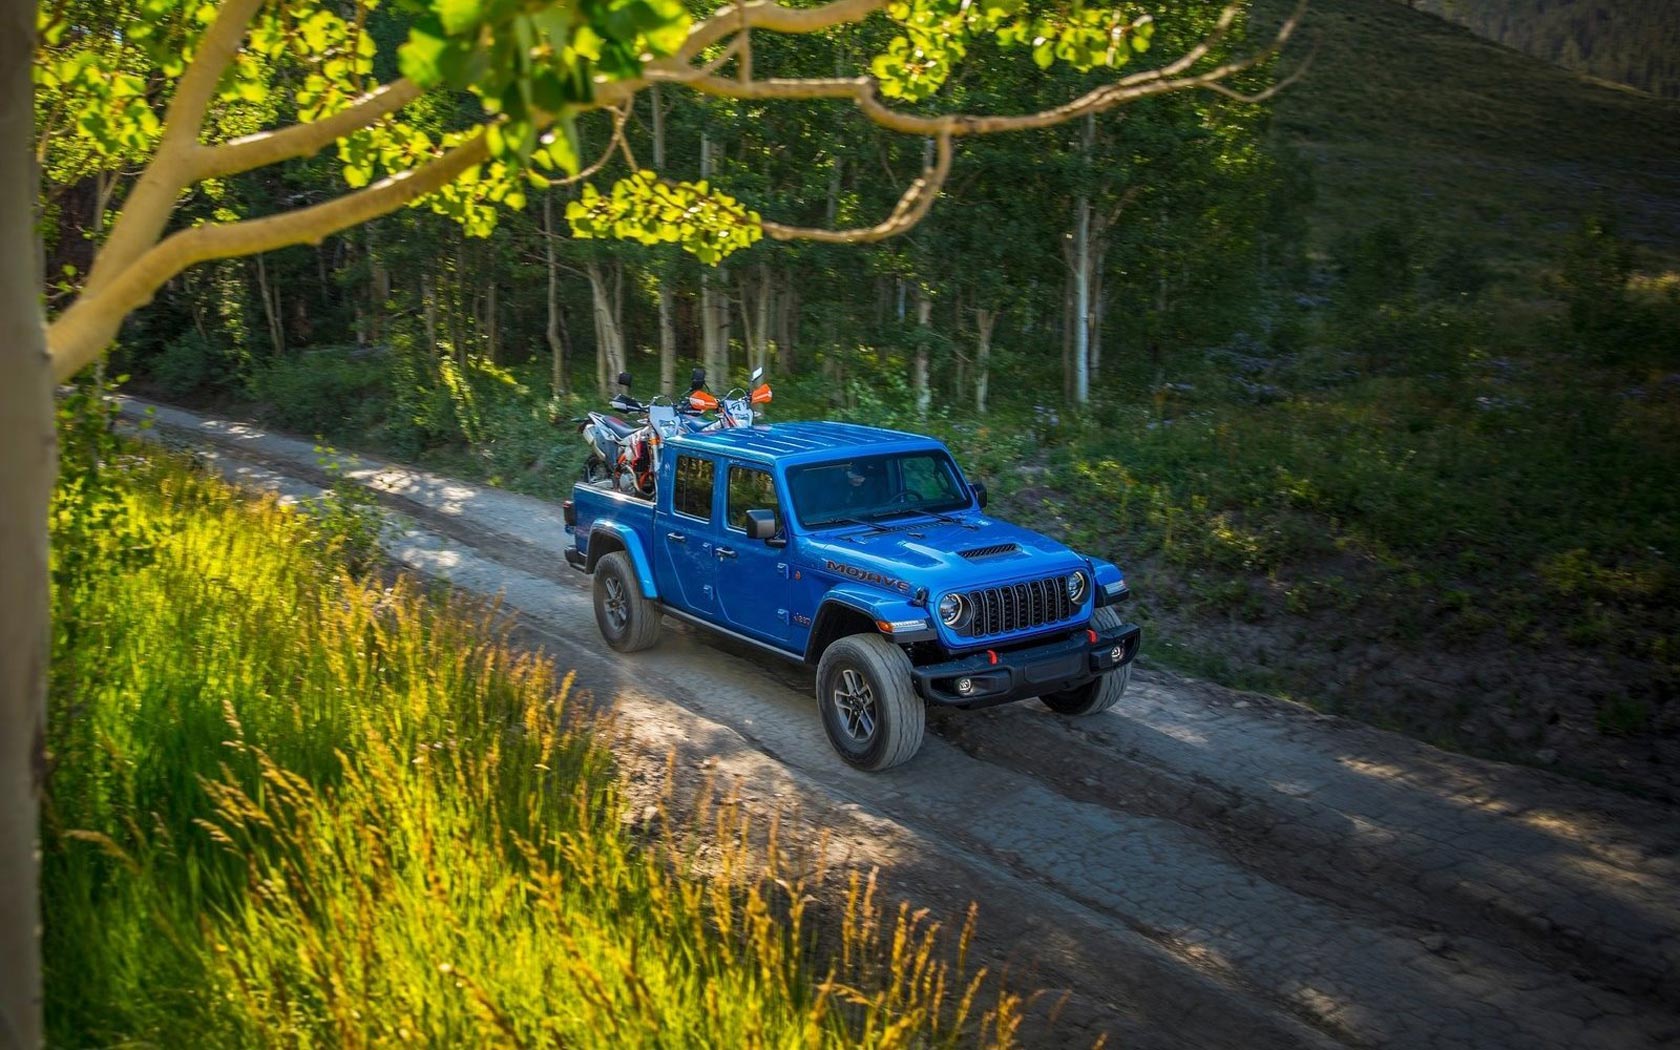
593,550 -> 662,652
1040,606 -> 1131,716
816,634 -> 925,771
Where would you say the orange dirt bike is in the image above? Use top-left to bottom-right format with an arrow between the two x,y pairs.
686,365 -> 773,429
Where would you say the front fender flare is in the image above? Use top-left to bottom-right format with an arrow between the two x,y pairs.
804,584 -> 933,662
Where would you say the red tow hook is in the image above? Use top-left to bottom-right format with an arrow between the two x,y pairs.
986,649 -> 998,665
1086,628 -> 1099,644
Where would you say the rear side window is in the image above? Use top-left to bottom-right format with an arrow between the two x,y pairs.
726,466 -> 779,531
673,456 -> 714,521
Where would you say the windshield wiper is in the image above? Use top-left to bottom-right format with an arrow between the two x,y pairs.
919,508 -> 978,529
874,506 -> 977,529
811,516 -> 891,533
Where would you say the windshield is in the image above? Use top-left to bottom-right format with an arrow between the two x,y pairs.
788,451 -> 971,528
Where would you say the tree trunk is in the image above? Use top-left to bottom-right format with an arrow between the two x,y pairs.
543,191 -> 566,395
421,272 -> 438,355
974,307 -> 996,413
1061,267 -> 1076,402
775,276 -> 798,373
1,0 -> 51,1040
1089,241 -> 1107,381
253,252 -> 284,356
651,86 -> 675,396
913,288 -> 931,419
585,259 -> 626,399
699,134 -> 729,383
367,222 -> 387,345
485,279 -> 498,364
1071,113 -> 1095,405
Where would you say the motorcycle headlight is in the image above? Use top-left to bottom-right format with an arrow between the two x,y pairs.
938,593 -> 966,627
1066,571 -> 1088,603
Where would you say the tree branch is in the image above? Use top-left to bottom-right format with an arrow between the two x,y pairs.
48,133 -> 491,381
684,0 -> 1305,138
763,131 -> 951,244
78,0 -> 266,301
678,0 -> 885,63
194,79 -> 423,180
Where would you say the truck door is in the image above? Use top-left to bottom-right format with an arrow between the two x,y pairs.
716,464 -> 793,644
655,453 -> 719,615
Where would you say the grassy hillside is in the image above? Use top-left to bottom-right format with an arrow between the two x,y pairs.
1261,0 -> 1680,270
1397,0 -> 1680,100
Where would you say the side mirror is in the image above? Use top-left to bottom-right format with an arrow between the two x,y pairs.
617,371 -> 633,390
689,367 -> 707,392
971,480 -> 989,510
745,508 -> 783,545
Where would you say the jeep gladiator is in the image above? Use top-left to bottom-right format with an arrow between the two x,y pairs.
563,421 -> 1140,770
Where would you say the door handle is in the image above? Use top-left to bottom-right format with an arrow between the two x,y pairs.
715,546 -> 737,559
666,532 -> 686,543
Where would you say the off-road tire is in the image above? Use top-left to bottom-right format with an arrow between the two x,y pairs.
593,551 -> 662,652
816,634 -> 925,771
1041,605 -> 1131,716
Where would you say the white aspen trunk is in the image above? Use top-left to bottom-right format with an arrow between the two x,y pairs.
2,0 -> 51,1039
651,86 -> 675,396
585,260 -> 626,398
421,272 -> 438,354
699,134 -> 729,382
543,190 -> 566,395
367,222 -> 387,344
914,288 -> 931,419
825,154 -> 841,226
975,307 -> 996,413
254,252 -> 284,356
1090,240 -> 1108,380
1073,113 -> 1095,405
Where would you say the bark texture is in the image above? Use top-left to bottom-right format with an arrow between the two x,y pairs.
0,0 -> 49,1043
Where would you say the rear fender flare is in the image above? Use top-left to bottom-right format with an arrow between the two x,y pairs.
582,519 -> 659,599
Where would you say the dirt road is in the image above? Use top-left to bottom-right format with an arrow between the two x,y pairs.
123,396 -> 1680,1049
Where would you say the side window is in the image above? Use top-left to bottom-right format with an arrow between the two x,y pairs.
672,456 -> 715,521
902,455 -> 959,501
726,466 -> 779,531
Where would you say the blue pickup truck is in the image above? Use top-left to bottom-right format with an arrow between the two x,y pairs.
563,421 -> 1140,770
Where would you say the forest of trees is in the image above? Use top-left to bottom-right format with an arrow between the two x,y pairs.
1404,0 -> 1680,98
35,1 -> 1301,429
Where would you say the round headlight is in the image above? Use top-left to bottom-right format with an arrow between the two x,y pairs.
1066,571 -> 1088,603
938,593 -> 965,626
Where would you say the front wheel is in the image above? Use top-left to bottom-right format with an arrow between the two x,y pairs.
1040,606 -> 1131,716
593,551 -> 662,652
816,634 -> 925,771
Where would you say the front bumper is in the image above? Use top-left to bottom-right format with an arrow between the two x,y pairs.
910,620 -> 1141,709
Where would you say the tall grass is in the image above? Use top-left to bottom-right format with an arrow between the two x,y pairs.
45,398 -> 1020,1048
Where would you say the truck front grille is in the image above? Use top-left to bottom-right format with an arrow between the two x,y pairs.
955,575 -> 1075,638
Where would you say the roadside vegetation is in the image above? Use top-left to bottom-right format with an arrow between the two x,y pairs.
45,390 -> 1019,1047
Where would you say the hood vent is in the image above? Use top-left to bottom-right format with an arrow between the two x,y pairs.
958,542 -> 1019,560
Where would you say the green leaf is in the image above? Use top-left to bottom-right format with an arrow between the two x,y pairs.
398,24 -> 448,86
437,0 -> 483,36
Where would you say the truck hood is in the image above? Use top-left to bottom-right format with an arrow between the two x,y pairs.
800,513 -> 1088,596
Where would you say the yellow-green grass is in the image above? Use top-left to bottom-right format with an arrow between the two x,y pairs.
45,433 -> 1013,1048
